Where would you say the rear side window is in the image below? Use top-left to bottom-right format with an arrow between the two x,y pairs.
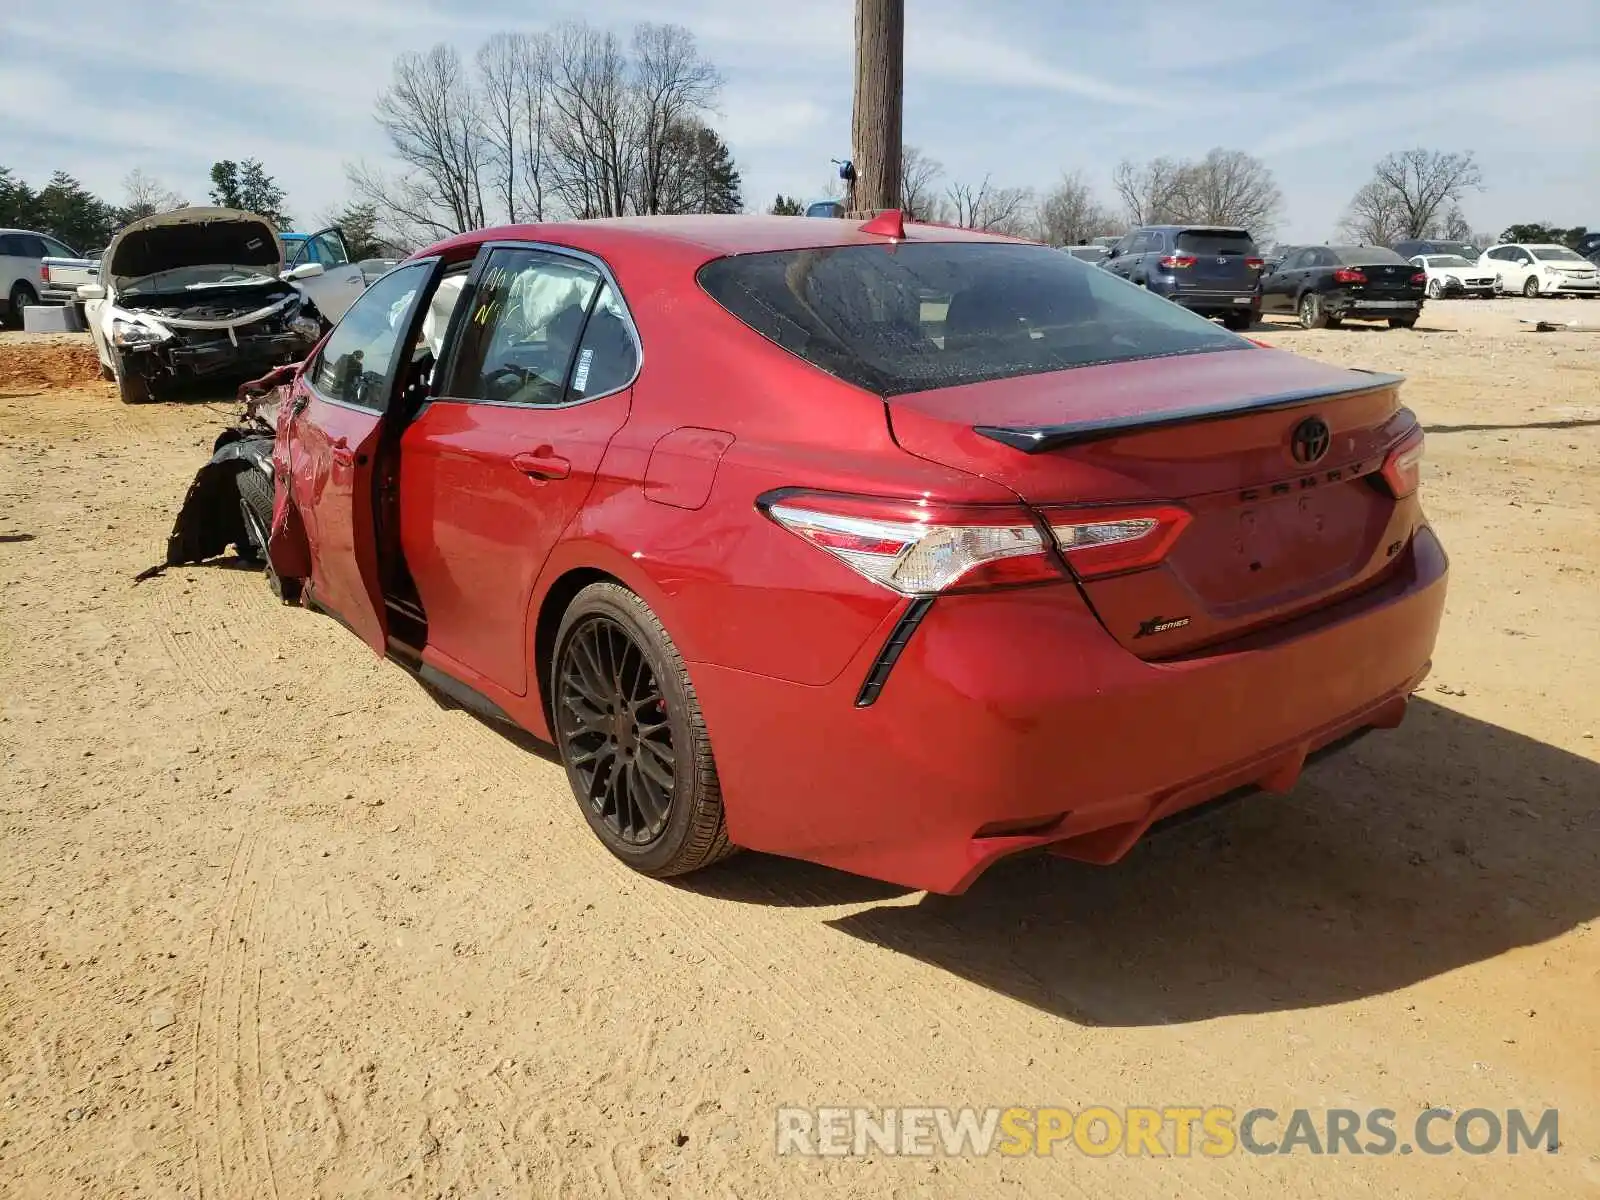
446,247 -> 604,406
1332,247 -> 1408,266
1176,230 -> 1256,256
698,241 -> 1246,397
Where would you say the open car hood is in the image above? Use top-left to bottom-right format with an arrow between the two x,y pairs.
104,207 -> 283,290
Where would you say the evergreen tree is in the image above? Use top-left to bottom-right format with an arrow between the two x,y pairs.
769,194 -> 804,216
210,158 -> 291,228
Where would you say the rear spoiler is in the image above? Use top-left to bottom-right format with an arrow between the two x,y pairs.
973,370 -> 1405,453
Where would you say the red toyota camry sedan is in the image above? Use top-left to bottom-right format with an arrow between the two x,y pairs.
257,214 -> 1446,894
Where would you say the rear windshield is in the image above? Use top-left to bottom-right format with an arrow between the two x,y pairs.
1332,246 -> 1409,266
1174,230 -> 1256,256
698,241 -> 1246,397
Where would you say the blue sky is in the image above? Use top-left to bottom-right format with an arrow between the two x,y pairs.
3,0 -> 1597,243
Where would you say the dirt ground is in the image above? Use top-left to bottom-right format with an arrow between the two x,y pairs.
1,298 -> 1597,1198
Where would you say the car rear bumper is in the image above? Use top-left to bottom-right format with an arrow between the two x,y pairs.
694,526 -> 1448,894
1326,292 -> 1423,319
1165,289 -> 1261,315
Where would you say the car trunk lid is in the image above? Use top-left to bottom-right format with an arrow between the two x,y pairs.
887,347 -> 1418,656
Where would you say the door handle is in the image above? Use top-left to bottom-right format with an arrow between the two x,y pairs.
512,450 -> 571,480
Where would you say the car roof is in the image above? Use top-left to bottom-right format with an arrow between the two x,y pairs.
417,214 -> 1019,266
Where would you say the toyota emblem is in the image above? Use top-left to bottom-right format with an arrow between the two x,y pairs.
1291,416 -> 1331,465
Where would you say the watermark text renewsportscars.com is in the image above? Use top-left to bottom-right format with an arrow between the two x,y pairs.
776,1106 -> 1560,1158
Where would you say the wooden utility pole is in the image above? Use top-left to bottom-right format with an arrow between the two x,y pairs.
849,0 -> 904,216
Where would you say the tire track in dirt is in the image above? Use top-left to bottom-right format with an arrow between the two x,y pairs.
189,829 -> 284,1200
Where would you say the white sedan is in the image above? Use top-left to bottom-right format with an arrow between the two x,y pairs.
80,207 -> 327,403
1479,244 -> 1600,297
1408,254 -> 1496,299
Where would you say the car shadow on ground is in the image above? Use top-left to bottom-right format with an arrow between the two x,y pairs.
691,699 -> 1600,1025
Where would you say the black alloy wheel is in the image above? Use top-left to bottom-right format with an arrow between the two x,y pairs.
558,614 -> 676,846
551,582 -> 734,877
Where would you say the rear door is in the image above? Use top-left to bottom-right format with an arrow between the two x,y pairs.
1174,228 -> 1260,298
287,257 -> 440,652
399,243 -> 640,696
298,226 -> 368,322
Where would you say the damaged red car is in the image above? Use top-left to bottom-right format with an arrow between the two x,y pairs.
186,215 -> 1447,894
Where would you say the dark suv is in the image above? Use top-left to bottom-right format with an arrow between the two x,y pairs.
1100,225 -> 1263,329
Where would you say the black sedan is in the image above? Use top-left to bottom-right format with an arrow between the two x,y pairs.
1259,245 -> 1426,329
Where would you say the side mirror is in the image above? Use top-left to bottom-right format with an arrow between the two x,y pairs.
77,283 -> 107,301
284,262 -> 325,281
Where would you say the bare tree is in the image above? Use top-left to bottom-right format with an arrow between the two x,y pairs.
357,45 -> 489,239
899,145 -> 943,222
1113,156 -> 1185,225
1036,170 -> 1118,245
502,32 -> 556,223
1348,149 -> 1484,242
944,176 -> 1034,236
476,33 -> 525,223
1115,149 -> 1281,235
546,22 -> 639,219
353,22 -> 734,233
1168,148 -> 1282,234
119,169 -> 186,221
631,23 -> 721,215
1338,179 -> 1407,245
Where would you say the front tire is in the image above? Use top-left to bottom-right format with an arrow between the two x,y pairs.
114,356 -> 153,404
1389,316 -> 1418,329
1522,275 -> 1540,298
235,467 -> 273,563
552,582 -> 734,878
1427,279 -> 1443,299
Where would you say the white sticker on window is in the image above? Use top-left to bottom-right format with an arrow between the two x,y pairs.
572,347 -> 594,392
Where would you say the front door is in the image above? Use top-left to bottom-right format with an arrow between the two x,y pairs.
399,244 -> 640,696
284,257 -> 440,652
297,226 -> 369,322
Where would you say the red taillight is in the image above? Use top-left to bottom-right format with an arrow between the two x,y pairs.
1159,255 -> 1197,270
1332,268 -> 1367,284
1039,504 -> 1192,579
1379,428 -> 1425,498
39,265 -> 48,282
760,491 -> 1063,595
1410,271 -> 1426,285
1245,257 -> 1264,270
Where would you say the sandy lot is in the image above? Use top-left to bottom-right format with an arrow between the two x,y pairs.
1,298 -> 1597,1198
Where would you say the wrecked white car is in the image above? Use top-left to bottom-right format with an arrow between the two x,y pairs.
79,207 -> 326,404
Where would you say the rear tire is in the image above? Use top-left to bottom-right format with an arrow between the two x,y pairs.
1389,317 -> 1418,329
1221,311 -> 1254,332
6,284 -> 37,329
98,362 -> 115,382
1522,276 -> 1540,298
552,582 -> 734,878
1298,292 -> 1330,330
